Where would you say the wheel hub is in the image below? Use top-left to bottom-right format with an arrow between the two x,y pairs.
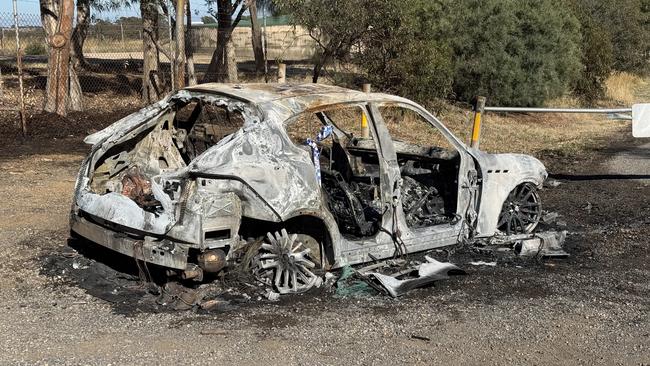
253,229 -> 322,294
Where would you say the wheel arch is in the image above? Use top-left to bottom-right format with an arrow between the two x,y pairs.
238,213 -> 338,269
475,175 -> 544,238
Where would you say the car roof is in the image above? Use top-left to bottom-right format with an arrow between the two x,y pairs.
184,83 -> 414,118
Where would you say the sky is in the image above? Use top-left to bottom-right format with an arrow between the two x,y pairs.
1,0 -> 217,23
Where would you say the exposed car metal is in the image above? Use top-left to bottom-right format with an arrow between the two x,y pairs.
70,83 -> 547,294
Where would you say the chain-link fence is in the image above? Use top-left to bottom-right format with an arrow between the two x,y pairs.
0,10 -> 318,134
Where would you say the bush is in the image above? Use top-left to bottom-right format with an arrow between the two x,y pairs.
449,0 -> 582,106
572,0 -> 648,74
280,0 -> 643,106
572,18 -> 614,103
353,0 -> 454,103
24,43 -> 47,56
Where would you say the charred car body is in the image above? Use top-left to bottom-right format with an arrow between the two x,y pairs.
70,84 -> 546,294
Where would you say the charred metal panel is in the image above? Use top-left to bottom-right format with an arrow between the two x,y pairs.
188,118 -> 322,220
71,216 -> 188,269
470,150 -> 547,237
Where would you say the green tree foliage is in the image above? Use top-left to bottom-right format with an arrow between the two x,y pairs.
279,0 -> 646,105
571,8 -> 614,102
201,15 -> 217,24
355,0 -> 454,102
276,0 -> 392,83
450,0 -> 582,106
573,0 -> 648,73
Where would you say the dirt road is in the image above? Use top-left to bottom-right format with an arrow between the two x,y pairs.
0,132 -> 648,365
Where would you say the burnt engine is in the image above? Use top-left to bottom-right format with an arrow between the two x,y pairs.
320,141 -> 458,237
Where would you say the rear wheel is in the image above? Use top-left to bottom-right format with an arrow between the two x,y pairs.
497,183 -> 542,235
253,229 -> 323,294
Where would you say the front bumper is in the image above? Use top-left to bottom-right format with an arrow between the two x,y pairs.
70,215 -> 189,270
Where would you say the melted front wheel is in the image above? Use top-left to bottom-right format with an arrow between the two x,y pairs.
497,183 -> 542,235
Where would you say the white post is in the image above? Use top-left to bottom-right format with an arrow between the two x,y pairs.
277,63 -> 286,83
262,5 -> 268,82
12,0 -> 26,135
120,21 -> 125,48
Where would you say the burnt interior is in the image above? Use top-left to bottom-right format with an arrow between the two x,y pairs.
173,101 -> 245,162
89,97 -> 245,204
307,111 -> 460,238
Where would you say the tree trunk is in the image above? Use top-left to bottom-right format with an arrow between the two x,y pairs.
174,0 -> 186,89
141,0 -> 161,102
203,0 -> 247,82
41,0 -> 74,116
68,66 -> 83,111
249,0 -> 264,74
312,51 -> 331,83
203,0 -> 232,82
185,0 -> 197,85
225,36 -> 238,82
71,0 -> 90,70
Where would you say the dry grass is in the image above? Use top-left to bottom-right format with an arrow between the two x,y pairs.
436,104 -> 628,158
605,72 -> 646,105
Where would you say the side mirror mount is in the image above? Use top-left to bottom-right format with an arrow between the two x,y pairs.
632,104 -> 650,137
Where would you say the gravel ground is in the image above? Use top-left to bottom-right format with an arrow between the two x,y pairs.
0,132 -> 648,365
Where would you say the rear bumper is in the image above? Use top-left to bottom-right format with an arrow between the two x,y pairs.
70,215 -> 189,270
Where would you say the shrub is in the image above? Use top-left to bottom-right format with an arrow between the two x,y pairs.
353,0 -> 454,103
572,18 -> 614,103
572,0 -> 648,74
24,43 -> 47,56
449,0 -> 582,106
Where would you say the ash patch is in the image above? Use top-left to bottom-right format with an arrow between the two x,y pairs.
39,239 -> 165,315
38,237 -> 323,316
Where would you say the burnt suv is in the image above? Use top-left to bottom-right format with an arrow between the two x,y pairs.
70,83 -> 546,294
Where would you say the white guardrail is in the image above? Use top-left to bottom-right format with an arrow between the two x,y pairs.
484,104 -> 650,138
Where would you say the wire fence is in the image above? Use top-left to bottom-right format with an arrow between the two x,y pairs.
0,10 -> 318,128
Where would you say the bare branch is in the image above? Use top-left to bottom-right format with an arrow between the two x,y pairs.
231,0 -> 248,29
143,29 -> 173,61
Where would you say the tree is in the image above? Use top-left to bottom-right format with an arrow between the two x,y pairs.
571,4 -> 614,102
449,0 -> 582,106
201,15 -> 217,24
354,0 -> 454,102
174,0 -> 186,89
186,1 -> 197,85
140,0 -> 162,102
71,0 -> 91,70
203,0 -> 249,82
572,0 -> 649,73
71,0 -> 126,71
249,0 -> 265,74
40,0 -> 83,115
277,0 -> 383,83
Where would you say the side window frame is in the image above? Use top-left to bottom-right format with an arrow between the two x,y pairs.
377,101 -> 467,152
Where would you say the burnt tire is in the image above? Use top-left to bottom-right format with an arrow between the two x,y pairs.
497,183 -> 542,235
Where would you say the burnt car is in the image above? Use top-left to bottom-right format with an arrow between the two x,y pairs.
70,83 -> 546,294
